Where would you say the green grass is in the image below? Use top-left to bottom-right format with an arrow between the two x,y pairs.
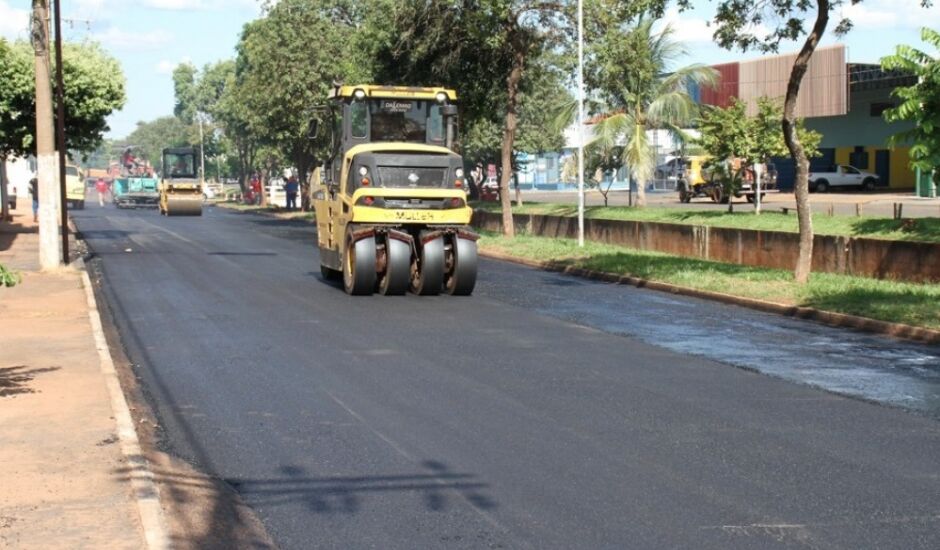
479,231 -> 940,330
474,202 -> 940,243
217,201 -> 315,220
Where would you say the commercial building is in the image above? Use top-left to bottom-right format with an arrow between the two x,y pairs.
697,44 -> 918,190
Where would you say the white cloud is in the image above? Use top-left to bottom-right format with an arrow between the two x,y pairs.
659,8 -> 715,45
155,56 -> 191,74
841,0 -> 940,29
0,1 -> 29,41
98,27 -> 173,49
155,60 -> 176,74
141,0 -> 258,10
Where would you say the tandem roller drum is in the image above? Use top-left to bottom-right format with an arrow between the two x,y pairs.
164,194 -> 203,216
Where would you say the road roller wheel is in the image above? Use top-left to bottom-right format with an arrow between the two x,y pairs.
343,231 -> 376,295
379,237 -> 411,295
165,195 -> 203,216
410,236 -> 444,296
445,236 -> 477,296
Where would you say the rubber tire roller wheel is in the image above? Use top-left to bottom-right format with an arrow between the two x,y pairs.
445,236 -> 478,296
379,237 -> 411,295
343,233 -> 376,295
410,236 -> 444,296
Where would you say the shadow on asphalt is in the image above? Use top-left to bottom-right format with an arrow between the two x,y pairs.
74,229 -> 135,240
223,460 -> 495,514
207,252 -> 278,257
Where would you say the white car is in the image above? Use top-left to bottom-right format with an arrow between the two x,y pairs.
809,165 -> 880,192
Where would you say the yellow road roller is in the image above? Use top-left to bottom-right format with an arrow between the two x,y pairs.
312,84 -> 477,296
159,147 -> 203,216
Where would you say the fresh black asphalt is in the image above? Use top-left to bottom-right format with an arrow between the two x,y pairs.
73,203 -> 940,549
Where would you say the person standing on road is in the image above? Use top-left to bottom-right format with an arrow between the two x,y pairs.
284,175 -> 299,211
29,177 -> 38,222
95,177 -> 109,207
249,174 -> 262,205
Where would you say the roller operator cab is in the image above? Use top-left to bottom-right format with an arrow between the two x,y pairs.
313,85 -> 478,296
159,147 -> 203,216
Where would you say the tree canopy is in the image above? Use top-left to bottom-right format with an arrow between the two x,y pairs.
0,40 -> 125,159
882,27 -> 940,182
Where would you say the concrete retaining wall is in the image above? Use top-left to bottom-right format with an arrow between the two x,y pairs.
473,210 -> 940,283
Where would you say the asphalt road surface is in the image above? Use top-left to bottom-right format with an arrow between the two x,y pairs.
73,203 -> 940,549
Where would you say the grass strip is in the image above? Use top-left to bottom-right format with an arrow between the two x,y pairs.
216,201 -> 315,220
474,202 -> 940,243
478,231 -> 940,330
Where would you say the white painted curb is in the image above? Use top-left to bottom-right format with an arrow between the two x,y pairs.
78,261 -> 171,549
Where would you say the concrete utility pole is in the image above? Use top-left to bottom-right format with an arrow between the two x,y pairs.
32,0 -> 62,270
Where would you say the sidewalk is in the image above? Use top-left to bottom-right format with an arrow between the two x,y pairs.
0,203 -> 151,548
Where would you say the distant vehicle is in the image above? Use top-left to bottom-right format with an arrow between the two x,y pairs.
65,164 -> 85,209
678,156 -> 777,204
809,165 -> 879,192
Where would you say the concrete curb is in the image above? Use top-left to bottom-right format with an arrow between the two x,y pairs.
76,259 -> 171,549
479,249 -> 940,346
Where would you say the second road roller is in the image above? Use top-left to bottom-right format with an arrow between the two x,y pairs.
159,147 -> 203,216
312,84 -> 477,296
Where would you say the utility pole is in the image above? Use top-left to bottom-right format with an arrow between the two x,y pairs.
54,0 -> 68,264
576,0 -> 584,247
197,116 -> 206,184
32,0 -> 62,270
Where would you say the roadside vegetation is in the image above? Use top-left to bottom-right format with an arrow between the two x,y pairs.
478,231 -> 940,330
0,264 -> 21,287
216,201 -> 314,220
473,202 -> 940,243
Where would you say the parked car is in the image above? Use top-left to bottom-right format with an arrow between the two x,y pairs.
809,165 -> 879,192
65,164 -> 85,209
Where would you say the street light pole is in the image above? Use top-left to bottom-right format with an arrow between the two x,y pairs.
577,0 -> 585,247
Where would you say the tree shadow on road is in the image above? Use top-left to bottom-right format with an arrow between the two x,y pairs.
111,457 -> 495,548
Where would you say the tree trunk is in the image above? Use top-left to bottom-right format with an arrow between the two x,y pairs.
784,0 -> 829,284
0,158 -> 10,222
634,121 -> 647,207
499,45 -> 525,238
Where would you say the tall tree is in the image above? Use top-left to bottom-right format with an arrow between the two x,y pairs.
0,38 -> 124,222
0,38 -> 33,222
235,0 -> 369,209
371,0 -> 572,236
588,19 -> 716,207
173,63 -> 198,123
708,0 -> 932,282
882,27 -> 940,191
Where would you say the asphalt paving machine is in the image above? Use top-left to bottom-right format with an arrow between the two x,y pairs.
312,85 -> 477,296
159,147 -> 203,216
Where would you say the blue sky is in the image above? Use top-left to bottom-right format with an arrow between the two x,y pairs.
2,0 -> 937,140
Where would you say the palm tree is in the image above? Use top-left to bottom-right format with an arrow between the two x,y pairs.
588,19 -> 717,206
